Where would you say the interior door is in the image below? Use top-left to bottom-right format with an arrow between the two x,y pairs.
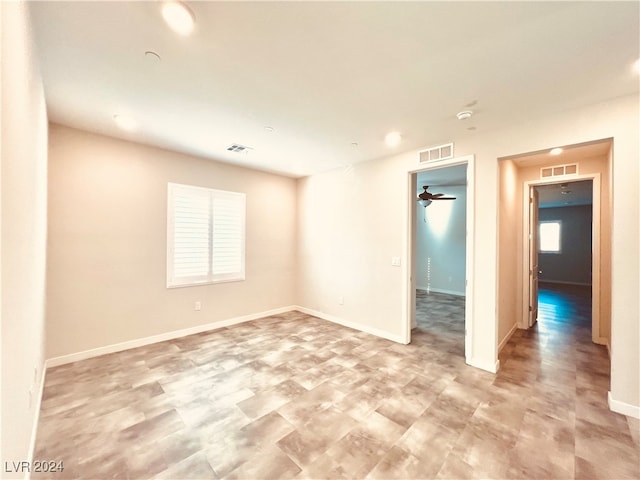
528,187 -> 539,327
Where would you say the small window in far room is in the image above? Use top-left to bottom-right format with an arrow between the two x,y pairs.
539,221 -> 561,253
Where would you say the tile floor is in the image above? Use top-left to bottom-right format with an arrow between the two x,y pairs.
33,285 -> 639,479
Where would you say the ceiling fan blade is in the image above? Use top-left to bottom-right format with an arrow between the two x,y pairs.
418,186 -> 456,202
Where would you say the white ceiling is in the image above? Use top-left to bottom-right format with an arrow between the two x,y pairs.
508,140 -> 611,168
29,1 -> 639,178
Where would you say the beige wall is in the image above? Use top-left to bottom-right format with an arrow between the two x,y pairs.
497,159 -> 521,347
46,125 -> 297,359
297,94 -> 639,410
1,1 -> 49,472
297,156 -> 408,341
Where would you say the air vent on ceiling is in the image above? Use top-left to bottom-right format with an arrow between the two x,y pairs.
227,144 -> 253,153
419,143 -> 454,163
540,163 -> 578,179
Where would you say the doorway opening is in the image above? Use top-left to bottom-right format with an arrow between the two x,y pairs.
406,155 -> 474,365
532,180 -> 595,344
523,174 -> 603,346
497,138 -> 611,358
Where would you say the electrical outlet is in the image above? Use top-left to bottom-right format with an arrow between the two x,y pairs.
338,296 -> 344,305
194,301 -> 201,311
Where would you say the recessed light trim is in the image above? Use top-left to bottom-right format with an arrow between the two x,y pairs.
161,1 -> 195,36
145,51 -> 162,62
113,114 -> 137,131
456,110 -> 473,120
385,131 -> 402,147
550,147 -> 563,155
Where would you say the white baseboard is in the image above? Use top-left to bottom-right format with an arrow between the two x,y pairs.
45,304 -> 409,369
467,356 -> 499,374
416,287 -> 465,297
294,306 -> 407,344
608,391 -> 640,419
46,306 -> 297,368
539,280 -> 592,287
26,363 -> 47,480
498,322 -> 518,352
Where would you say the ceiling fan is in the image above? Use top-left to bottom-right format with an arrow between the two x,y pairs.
417,186 -> 456,207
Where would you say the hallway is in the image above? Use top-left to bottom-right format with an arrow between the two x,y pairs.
499,283 -> 639,478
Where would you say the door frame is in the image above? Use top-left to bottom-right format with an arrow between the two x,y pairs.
528,186 -> 540,328
521,173 -> 602,343
404,154 -> 475,364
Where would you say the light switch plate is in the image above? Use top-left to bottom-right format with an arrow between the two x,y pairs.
391,256 -> 401,267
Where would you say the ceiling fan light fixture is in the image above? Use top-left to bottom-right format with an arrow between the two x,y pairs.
161,1 -> 195,36
417,186 -> 456,205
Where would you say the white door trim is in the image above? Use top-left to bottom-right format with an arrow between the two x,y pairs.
404,154 -> 475,364
521,174 -> 602,343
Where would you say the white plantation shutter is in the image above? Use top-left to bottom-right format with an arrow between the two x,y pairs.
167,183 -> 245,287
212,194 -> 244,275
171,186 -> 211,281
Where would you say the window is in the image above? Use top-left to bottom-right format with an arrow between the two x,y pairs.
167,183 -> 245,287
539,221 -> 561,253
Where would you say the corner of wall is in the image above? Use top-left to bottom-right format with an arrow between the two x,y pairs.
1,2 -> 49,476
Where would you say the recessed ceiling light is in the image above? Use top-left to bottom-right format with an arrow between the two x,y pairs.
161,1 -> 195,36
113,114 -> 137,131
550,147 -> 563,155
351,142 -> 359,148
385,131 -> 402,147
456,110 -> 473,120
264,126 -> 274,133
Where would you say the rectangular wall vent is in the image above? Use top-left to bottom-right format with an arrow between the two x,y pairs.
419,143 -> 454,163
227,144 -> 253,153
540,163 -> 578,179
